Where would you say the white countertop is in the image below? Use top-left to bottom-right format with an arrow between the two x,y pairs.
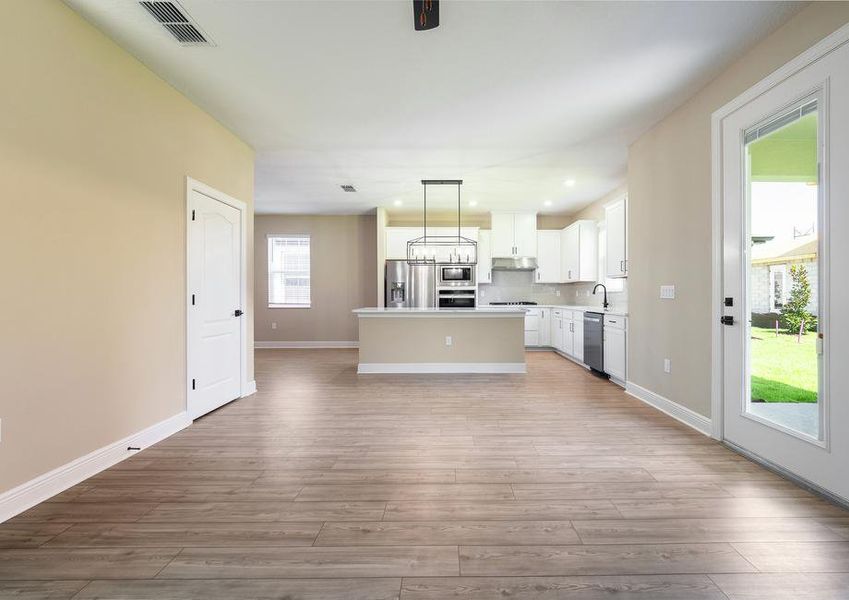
353,307 -> 526,317
488,304 -> 629,317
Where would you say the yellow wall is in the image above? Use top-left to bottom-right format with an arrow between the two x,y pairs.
0,1 -> 254,494
627,2 -> 849,417
255,215 -> 377,343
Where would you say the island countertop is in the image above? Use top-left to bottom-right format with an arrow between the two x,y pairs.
353,307 -> 527,317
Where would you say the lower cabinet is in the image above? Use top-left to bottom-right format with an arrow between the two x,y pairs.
539,308 -> 551,346
551,309 -> 564,352
604,314 -> 627,383
572,313 -> 584,363
524,308 -> 541,346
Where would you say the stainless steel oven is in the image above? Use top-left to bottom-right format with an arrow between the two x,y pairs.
438,288 -> 476,308
437,264 -> 475,287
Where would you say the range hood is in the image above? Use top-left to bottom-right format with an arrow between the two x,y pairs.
491,256 -> 538,271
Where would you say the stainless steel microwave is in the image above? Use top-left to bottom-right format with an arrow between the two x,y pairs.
437,264 -> 475,286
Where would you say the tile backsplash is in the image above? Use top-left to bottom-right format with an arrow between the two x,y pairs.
479,270 -> 628,310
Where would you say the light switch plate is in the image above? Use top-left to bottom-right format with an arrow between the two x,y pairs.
660,285 -> 675,299
664,358 -> 671,373
445,336 -> 453,347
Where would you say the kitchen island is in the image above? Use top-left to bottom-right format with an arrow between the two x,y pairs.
353,307 -> 527,374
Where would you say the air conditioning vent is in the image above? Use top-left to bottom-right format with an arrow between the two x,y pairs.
139,1 -> 212,45
164,23 -> 207,44
340,185 -> 357,192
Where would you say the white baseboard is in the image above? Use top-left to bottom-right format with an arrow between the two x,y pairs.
625,381 -> 712,437
358,362 -> 526,374
255,341 -> 358,349
243,380 -> 257,396
0,412 -> 191,523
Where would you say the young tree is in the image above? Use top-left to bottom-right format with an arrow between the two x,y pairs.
780,264 -> 816,335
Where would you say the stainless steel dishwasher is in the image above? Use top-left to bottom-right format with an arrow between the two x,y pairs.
584,312 -> 605,376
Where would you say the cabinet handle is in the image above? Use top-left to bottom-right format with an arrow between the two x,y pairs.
537,272 -> 540,280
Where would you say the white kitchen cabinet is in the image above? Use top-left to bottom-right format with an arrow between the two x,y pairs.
490,212 -> 537,257
560,220 -> 597,282
535,230 -> 561,283
385,227 -> 417,259
477,230 -> 492,283
605,196 -> 628,278
513,213 -> 538,257
551,309 -> 564,352
524,308 -> 541,347
539,308 -> 551,346
604,314 -> 627,383
571,311 -> 584,362
559,310 -> 574,355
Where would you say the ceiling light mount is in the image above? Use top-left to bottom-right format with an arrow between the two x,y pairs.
413,0 -> 439,31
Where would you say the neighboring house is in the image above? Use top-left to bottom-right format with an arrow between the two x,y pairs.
751,235 -> 818,318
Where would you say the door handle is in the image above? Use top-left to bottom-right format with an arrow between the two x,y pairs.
234,309 -> 244,317
720,315 -> 734,326
620,260 -> 624,273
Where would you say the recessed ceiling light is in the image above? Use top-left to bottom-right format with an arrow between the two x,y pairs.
544,200 -> 553,207
393,200 -> 402,207
468,200 -> 478,207
563,179 -> 576,187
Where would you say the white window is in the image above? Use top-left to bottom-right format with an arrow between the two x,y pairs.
268,235 -> 311,308
769,264 -> 787,312
597,224 -> 625,292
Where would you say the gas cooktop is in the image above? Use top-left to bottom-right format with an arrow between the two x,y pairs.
489,301 -> 538,306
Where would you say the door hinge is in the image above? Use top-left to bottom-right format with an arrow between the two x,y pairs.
191,378 -> 196,390
191,209 -> 196,221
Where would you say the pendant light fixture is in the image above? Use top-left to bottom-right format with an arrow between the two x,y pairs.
406,179 -> 477,264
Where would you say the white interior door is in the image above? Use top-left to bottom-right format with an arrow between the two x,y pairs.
188,188 -> 243,419
720,37 -> 849,502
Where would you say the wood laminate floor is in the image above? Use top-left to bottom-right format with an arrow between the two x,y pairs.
2,349 -> 849,599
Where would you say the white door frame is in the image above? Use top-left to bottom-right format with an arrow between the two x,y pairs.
185,177 -> 251,416
711,23 -> 849,441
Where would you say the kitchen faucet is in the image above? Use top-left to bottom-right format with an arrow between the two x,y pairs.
592,283 -> 609,310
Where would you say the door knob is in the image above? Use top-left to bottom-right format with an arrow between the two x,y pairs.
720,315 -> 734,326
234,309 -> 244,317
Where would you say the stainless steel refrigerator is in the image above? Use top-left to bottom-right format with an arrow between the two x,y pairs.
385,260 -> 436,308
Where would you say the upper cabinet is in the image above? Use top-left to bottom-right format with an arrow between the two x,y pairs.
560,219 -> 598,282
535,230 -> 561,283
605,196 -> 628,278
477,230 -> 492,283
491,212 -> 537,257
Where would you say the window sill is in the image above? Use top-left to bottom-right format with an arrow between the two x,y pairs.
268,304 -> 311,309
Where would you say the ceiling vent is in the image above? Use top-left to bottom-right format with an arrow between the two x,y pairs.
139,1 -> 212,45
340,185 -> 357,192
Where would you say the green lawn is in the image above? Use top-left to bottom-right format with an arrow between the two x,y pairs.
750,326 -> 818,403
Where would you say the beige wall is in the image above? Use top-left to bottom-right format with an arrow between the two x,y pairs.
0,1 -> 254,495
255,215 -> 377,342
627,2 -> 849,418
571,186 -> 627,224
358,316 -> 525,364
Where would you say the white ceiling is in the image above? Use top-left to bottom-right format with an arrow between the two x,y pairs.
66,0 -> 802,216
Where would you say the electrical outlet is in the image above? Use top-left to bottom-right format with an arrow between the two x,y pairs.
555,289 -> 561,297
271,322 -> 277,330
664,358 -> 671,373
660,285 -> 675,299
445,336 -> 453,347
